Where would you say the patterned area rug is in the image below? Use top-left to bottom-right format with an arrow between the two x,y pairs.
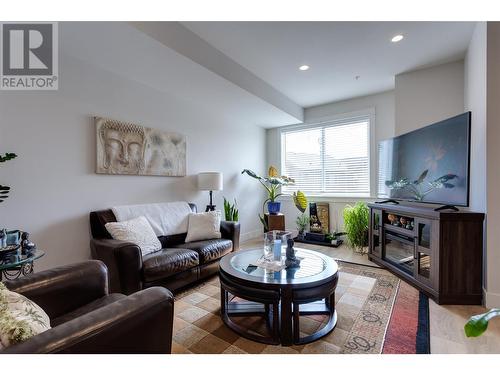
171,261 -> 426,354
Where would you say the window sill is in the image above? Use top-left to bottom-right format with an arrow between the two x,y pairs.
279,194 -> 377,203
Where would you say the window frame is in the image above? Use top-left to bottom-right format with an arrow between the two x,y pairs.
279,108 -> 376,198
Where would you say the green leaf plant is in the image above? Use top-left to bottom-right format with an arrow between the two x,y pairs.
223,197 -> 239,222
343,202 -> 369,253
464,309 -> 500,337
0,153 -> 17,203
241,166 -> 295,232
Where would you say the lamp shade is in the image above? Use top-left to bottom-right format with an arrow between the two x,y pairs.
198,172 -> 223,191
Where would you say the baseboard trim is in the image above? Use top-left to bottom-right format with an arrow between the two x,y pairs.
240,229 -> 261,243
485,290 -> 500,308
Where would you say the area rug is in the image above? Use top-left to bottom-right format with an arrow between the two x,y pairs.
171,261 -> 427,354
382,281 -> 430,354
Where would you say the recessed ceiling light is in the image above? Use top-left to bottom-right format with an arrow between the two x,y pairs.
299,65 -> 310,71
391,34 -> 404,43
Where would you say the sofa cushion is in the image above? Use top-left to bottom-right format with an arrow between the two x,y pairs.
51,293 -> 126,327
176,239 -> 232,264
105,216 -> 162,256
142,249 -> 199,282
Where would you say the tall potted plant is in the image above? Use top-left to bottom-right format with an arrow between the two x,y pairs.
343,202 -> 369,254
241,166 -> 294,230
0,152 -> 17,204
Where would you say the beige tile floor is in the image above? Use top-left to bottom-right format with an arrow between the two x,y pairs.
241,238 -> 500,354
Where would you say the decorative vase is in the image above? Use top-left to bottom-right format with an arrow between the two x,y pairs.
267,201 -> 281,214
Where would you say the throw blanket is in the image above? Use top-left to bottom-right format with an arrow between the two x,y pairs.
112,201 -> 192,236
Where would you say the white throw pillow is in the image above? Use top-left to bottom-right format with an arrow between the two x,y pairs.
0,282 -> 51,348
185,210 -> 222,243
105,216 -> 162,256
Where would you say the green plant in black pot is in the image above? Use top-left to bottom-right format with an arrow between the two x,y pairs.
343,202 -> 369,253
223,197 -> 239,222
0,152 -> 17,203
464,308 -> 500,337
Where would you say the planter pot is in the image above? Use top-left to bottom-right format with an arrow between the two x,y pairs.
267,201 -> 281,214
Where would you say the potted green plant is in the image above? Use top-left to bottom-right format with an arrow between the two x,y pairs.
293,190 -> 308,239
223,197 -> 239,222
0,152 -> 17,204
242,166 -> 294,230
343,202 -> 369,253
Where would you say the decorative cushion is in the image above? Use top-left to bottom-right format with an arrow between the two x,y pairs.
142,248 -> 200,282
105,216 -> 162,256
185,211 -> 222,243
0,282 -> 51,348
176,239 -> 233,264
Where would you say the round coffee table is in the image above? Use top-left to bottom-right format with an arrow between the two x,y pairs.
219,247 -> 338,346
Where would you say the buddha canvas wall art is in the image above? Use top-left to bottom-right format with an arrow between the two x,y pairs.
95,117 -> 186,177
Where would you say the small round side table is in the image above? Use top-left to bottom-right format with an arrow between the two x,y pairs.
0,250 -> 45,281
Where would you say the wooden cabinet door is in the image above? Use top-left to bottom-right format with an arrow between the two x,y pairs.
369,209 -> 382,258
414,218 -> 438,291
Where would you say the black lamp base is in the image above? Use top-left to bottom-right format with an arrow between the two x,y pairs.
205,190 -> 216,211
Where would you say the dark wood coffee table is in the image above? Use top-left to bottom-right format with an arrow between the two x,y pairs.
219,248 -> 338,346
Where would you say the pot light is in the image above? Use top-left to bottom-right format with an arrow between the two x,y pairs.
391,34 -> 404,43
299,65 -> 310,71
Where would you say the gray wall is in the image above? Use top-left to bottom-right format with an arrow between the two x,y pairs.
0,54 -> 267,271
395,60 -> 465,135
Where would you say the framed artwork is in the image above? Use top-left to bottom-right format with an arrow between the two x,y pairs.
95,117 -> 186,176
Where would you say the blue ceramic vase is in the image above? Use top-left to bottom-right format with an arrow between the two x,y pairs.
267,201 -> 281,214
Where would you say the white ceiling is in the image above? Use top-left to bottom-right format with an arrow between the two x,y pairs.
183,22 -> 476,107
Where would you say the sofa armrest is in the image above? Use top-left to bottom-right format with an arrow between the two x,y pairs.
1,287 -> 174,354
3,260 -> 108,320
220,221 -> 240,252
90,238 -> 143,295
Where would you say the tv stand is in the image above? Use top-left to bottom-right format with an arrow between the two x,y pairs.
434,204 -> 459,212
375,199 -> 399,205
368,202 -> 484,305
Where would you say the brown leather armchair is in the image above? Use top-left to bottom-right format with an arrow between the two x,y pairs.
1,260 -> 174,354
90,203 -> 240,295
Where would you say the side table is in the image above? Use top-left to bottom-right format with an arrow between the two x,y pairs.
264,213 -> 285,231
0,250 -> 45,281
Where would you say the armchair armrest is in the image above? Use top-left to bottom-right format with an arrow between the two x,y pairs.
220,221 -> 240,252
1,287 -> 174,354
3,260 -> 108,320
90,238 -> 143,295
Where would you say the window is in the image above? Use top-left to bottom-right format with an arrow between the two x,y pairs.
281,117 -> 370,196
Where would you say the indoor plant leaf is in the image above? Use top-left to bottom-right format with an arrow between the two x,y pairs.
268,165 -> 279,177
464,308 -> 500,337
293,191 -> 308,213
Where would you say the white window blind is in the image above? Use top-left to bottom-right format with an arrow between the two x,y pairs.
281,118 -> 370,196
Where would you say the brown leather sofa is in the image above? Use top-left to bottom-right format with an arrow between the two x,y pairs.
90,203 -> 240,295
1,260 -> 174,354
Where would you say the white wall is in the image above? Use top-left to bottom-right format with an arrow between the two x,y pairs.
486,22 -> 500,307
0,53 -> 267,271
266,90 -> 395,233
464,22 -> 489,304
395,60 -> 465,135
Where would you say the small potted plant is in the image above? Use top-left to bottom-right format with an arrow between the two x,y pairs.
343,202 -> 369,254
293,190 -> 308,239
223,197 -> 239,222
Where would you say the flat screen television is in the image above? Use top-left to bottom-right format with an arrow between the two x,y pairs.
377,112 -> 471,207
